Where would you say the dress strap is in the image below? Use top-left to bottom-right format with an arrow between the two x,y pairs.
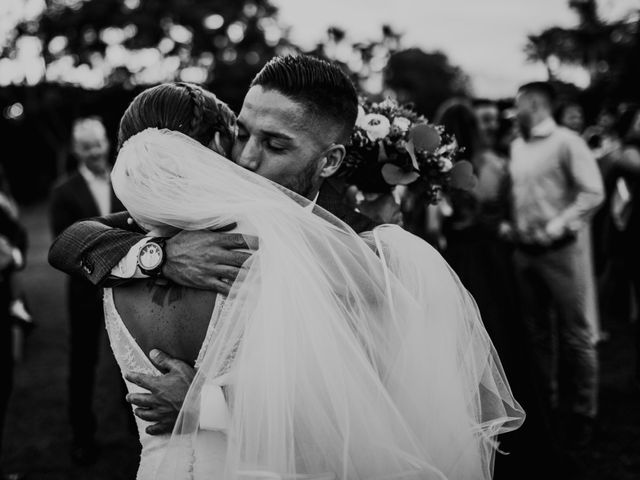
195,294 -> 226,369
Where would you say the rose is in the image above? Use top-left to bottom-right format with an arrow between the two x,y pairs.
440,158 -> 453,172
362,113 -> 391,141
392,116 -> 411,133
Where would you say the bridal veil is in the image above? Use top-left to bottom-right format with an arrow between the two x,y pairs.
112,128 -> 524,480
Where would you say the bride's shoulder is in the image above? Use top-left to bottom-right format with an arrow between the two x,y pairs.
113,280 -> 217,363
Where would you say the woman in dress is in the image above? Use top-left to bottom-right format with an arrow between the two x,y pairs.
430,99 -> 549,479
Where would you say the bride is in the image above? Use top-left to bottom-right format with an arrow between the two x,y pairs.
105,82 -> 524,480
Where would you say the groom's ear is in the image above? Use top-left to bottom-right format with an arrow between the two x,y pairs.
319,144 -> 346,179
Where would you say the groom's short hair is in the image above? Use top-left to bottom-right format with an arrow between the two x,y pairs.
251,55 -> 358,144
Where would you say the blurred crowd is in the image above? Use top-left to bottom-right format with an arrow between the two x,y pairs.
389,83 -> 639,477
0,77 -> 639,480
343,81 -> 640,477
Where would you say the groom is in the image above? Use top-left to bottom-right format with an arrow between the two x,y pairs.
49,55 -> 376,435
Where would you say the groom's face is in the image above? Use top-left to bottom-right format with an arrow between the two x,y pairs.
232,86 -> 330,199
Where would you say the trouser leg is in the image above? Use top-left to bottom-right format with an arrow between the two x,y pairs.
539,241 -> 599,418
68,286 -> 103,443
513,251 -> 558,411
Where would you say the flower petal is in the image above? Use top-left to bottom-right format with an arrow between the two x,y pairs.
381,163 -> 421,185
449,160 -> 477,191
410,124 -> 441,153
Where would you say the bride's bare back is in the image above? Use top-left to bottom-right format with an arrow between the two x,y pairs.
113,280 -> 217,365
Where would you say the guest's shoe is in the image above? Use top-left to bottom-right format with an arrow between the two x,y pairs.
70,439 -> 99,466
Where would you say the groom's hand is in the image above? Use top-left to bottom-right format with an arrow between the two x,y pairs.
163,228 -> 254,293
125,349 -> 195,435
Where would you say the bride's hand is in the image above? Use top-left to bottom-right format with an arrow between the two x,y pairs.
162,229 -> 256,293
125,349 -> 195,435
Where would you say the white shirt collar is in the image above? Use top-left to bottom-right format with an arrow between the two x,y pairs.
78,163 -> 109,183
530,117 -> 557,138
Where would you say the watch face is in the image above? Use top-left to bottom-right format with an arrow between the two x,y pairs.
139,242 -> 163,270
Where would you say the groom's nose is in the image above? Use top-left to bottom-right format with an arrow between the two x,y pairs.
235,139 -> 261,172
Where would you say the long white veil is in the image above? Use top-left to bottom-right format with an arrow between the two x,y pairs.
112,128 -> 524,480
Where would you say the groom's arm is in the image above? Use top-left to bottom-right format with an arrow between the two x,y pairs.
48,212 -> 147,286
125,349 -> 195,435
49,216 -> 253,290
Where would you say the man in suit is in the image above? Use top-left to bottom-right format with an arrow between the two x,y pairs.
49,56 -> 376,436
49,117 -> 125,465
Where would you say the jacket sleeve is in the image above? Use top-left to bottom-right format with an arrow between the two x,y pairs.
48,211 -> 146,286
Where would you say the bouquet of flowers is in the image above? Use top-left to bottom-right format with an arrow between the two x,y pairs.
340,97 -> 474,203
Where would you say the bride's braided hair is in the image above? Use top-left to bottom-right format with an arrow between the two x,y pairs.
118,82 -> 236,155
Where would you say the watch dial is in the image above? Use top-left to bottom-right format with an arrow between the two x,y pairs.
140,244 -> 162,269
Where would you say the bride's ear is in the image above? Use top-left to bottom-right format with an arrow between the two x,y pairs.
209,132 -> 227,156
319,144 -> 346,178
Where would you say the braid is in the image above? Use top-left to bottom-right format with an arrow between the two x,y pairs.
173,81 -> 236,153
118,82 -> 237,151
178,82 -> 205,139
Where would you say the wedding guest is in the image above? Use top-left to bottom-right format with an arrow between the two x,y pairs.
433,99 -> 548,479
584,106 -> 624,325
49,117 -> 125,465
507,81 -> 604,449
433,100 -> 512,334
0,191 -> 27,480
473,98 -> 501,150
557,101 -> 585,134
601,105 -> 640,386
495,105 -> 519,158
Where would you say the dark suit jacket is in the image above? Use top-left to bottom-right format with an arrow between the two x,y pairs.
48,178 -> 378,286
50,172 -> 124,238
49,172 -> 127,289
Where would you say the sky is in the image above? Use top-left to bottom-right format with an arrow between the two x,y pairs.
1,0 -> 639,97
272,0 -> 640,98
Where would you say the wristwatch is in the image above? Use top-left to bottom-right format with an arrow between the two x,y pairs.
137,237 -> 166,277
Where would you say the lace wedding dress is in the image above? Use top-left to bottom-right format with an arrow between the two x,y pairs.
103,288 -> 228,479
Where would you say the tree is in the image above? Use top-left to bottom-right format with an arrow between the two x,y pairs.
307,26 -> 471,118
526,0 -> 640,104
384,48 -> 472,118
0,0 -> 288,201
8,0 -> 287,109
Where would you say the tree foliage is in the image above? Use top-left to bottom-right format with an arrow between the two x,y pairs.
9,0 -> 287,109
384,48 -> 472,118
308,26 -> 471,118
526,0 -> 640,103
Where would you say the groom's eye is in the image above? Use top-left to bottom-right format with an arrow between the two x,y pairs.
266,141 -> 287,153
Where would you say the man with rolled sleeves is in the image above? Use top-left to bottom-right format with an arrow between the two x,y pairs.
506,82 -> 604,449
